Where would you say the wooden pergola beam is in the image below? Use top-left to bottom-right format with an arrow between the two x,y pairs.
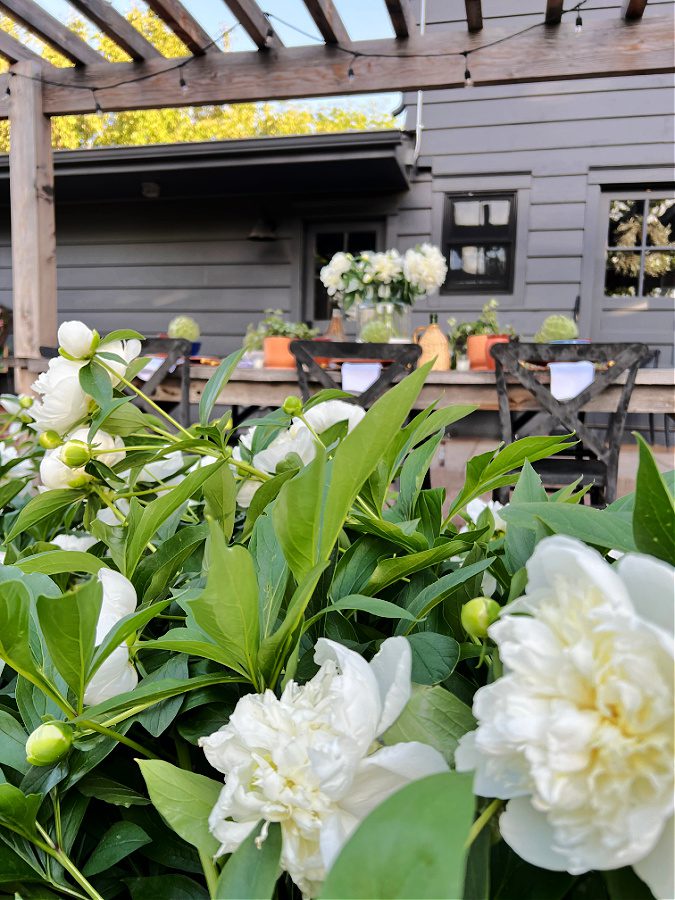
384,0 -> 416,39
302,0 -> 350,45
0,0 -> 105,65
0,27 -> 45,63
623,0 -> 648,19
6,17 -> 670,118
66,0 -> 163,62
544,0 -> 565,26
9,60 -> 57,392
465,0 -> 483,32
144,0 -> 216,55
222,0 -> 280,50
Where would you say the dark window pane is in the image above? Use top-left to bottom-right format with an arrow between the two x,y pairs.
647,199 -> 675,247
643,251 -> 675,297
346,231 -> 377,254
446,244 -> 509,289
607,200 -> 643,248
605,250 -> 640,297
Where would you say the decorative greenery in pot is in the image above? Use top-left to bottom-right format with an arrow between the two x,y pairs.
244,309 -> 317,368
320,244 -> 448,342
534,313 -> 580,343
168,315 -> 201,355
0,317 -> 671,900
447,299 -> 516,370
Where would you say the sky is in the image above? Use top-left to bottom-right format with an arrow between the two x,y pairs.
33,0 -> 401,114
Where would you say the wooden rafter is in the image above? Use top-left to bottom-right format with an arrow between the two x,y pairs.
7,17 -> 669,119
0,0 -> 105,65
302,0 -> 350,45
144,0 -> 216,55
544,0 -> 565,25
67,0 -> 162,62
384,0 -> 416,39
222,0 -> 280,50
465,0 -> 483,32
623,0 -> 648,19
0,26 -> 44,63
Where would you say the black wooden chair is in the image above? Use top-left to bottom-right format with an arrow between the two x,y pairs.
41,337 -> 192,428
490,341 -> 651,505
290,340 -> 421,408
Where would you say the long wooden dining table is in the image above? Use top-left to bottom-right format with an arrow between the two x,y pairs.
152,364 -> 675,416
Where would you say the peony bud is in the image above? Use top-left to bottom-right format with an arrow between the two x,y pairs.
461,596 -> 501,641
57,321 -> 98,360
25,722 -> 72,766
282,396 -> 303,416
60,440 -> 91,468
39,430 -> 62,450
18,396 -> 33,409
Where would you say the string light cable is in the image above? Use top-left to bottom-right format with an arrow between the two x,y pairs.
4,0 -> 590,105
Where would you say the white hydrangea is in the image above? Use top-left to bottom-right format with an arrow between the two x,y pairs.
456,536 -> 674,900
84,568 -> 138,706
319,252 -> 353,297
402,244 -> 447,295
200,637 -> 448,897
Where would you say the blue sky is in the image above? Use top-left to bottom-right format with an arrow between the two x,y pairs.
34,0 -> 400,114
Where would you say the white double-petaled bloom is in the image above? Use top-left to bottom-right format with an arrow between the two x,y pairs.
200,636 -> 448,898
367,249 -> 403,285
235,400 -> 366,508
464,498 -> 507,533
58,321 -> 98,360
31,357 -> 89,437
51,533 -> 98,552
402,243 -> 448,295
83,568 -> 138,706
455,535 -> 674,899
39,428 -> 125,491
319,252 -> 353,296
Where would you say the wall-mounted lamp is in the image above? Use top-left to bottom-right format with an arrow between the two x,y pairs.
141,181 -> 161,199
248,217 -> 277,242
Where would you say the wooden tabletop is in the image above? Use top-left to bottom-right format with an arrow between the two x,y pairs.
151,364 -> 675,416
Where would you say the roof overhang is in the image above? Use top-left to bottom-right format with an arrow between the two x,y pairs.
0,130 -> 413,203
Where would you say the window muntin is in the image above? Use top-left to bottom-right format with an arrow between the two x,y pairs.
441,192 -> 517,293
605,197 -> 675,299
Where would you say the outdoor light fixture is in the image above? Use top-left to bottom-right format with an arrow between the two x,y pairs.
575,12 -> 583,32
141,181 -> 161,199
248,217 -> 278,241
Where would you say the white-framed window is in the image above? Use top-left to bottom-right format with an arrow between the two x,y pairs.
604,193 -> 675,299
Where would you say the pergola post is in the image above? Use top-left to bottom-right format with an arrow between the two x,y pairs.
9,59 -> 57,394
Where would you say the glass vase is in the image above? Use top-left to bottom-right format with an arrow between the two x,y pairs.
356,303 -> 412,343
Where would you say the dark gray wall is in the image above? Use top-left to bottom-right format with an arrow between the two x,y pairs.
401,0 -> 675,361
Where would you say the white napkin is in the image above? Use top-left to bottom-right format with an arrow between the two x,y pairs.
341,362 -> 382,394
548,361 -> 595,400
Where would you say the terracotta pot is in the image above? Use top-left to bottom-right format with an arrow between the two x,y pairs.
485,334 -> 510,371
467,334 -> 489,370
264,336 -> 295,369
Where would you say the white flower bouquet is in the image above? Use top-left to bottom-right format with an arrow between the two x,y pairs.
0,319 -> 671,900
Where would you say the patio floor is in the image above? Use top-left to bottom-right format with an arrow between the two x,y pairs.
431,438 -> 675,504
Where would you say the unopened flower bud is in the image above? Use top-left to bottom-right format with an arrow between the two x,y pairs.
461,596 -> 501,641
60,440 -> 91,468
39,431 -> 62,450
25,722 -> 72,767
18,396 -> 33,409
282,396 -> 303,416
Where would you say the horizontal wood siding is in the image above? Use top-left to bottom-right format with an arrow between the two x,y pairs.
399,0 -> 675,363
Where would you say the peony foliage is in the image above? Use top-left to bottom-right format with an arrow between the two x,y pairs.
0,321 -> 672,900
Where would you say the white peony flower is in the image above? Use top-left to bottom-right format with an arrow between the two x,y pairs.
69,427 -> 126,469
402,244 -> 447,296
236,479 -> 262,509
39,428 -> 125,491
0,441 -> 35,481
97,338 -> 142,385
368,249 -> 403,284
84,568 -> 138,706
455,536 -> 674,899
465,498 -> 507,532
51,533 -> 98,552
200,636 -> 448,897
31,357 -> 89,436
137,450 -> 185,484
58,321 -> 97,359
320,252 -> 353,296
96,497 -> 130,527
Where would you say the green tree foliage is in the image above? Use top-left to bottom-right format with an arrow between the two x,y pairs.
0,7 -> 395,152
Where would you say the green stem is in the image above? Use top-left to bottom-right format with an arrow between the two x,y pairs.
116,485 -> 175,498
35,823 -> 104,900
465,798 -> 502,849
91,486 -> 126,524
98,360 -> 192,438
230,457 -> 271,482
298,414 -> 326,448
77,719 -> 161,760
175,738 -> 219,898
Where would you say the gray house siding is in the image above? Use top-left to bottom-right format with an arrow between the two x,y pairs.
401,0 -> 675,361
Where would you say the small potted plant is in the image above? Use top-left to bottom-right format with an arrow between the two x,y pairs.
448,300 -> 515,371
245,310 -> 317,369
534,314 -> 582,343
168,315 -> 201,355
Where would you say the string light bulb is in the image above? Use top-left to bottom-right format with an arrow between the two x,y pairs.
179,72 -> 188,93
347,66 -> 355,82
94,98 -> 103,116
575,12 -> 583,32
463,52 -> 473,87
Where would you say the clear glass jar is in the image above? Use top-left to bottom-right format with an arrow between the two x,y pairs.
356,303 -> 412,343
